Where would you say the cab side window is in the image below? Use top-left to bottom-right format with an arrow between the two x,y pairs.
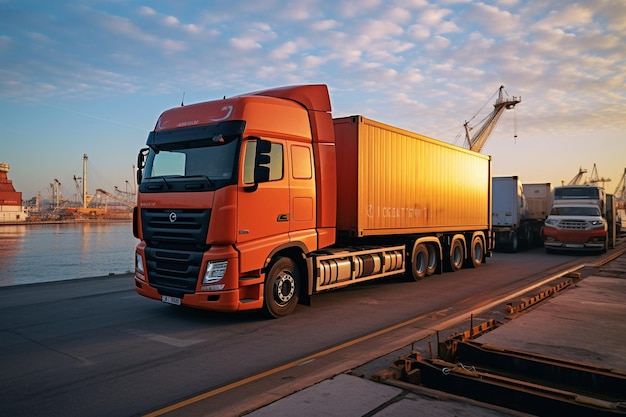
243,139 -> 284,184
291,145 -> 312,179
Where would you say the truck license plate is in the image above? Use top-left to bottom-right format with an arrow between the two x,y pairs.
161,295 -> 181,305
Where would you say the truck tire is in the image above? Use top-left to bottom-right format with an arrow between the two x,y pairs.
447,239 -> 464,272
467,236 -> 484,268
262,257 -> 300,318
409,243 -> 428,280
425,243 -> 438,276
509,231 -> 519,253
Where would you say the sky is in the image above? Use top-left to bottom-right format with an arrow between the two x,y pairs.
1,0 -> 625,202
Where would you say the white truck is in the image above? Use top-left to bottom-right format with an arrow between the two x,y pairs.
543,204 -> 607,253
492,177 -> 549,252
543,185 -> 617,253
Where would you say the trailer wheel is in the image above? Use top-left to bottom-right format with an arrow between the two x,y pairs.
447,239 -> 464,272
425,244 -> 438,275
468,236 -> 484,268
262,257 -> 300,319
409,243 -> 428,280
509,232 -> 519,253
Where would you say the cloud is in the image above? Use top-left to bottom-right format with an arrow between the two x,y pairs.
278,2 -> 319,20
230,37 -> 262,51
383,7 -> 413,24
337,0 -> 382,18
407,23 -> 430,40
357,18 -> 404,39
136,5 -> 203,35
425,35 -> 451,50
302,54 -> 328,69
163,15 -> 180,27
540,3 -> 593,29
138,6 -> 156,16
312,19 -> 340,31
94,11 -> 156,44
464,2 -> 519,37
270,40 -> 301,59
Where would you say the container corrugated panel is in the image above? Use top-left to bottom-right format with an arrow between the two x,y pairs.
523,183 -> 553,220
334,116 -> 491,237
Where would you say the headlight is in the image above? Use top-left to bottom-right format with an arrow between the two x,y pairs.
135,252 -> 145,274
202,260 -> 228,284
545,218 -> 558,226
589,219 -> 605,228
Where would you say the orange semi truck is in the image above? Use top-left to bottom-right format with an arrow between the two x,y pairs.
133,84 -> 492,317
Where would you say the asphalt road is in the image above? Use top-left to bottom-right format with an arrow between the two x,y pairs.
0,247 -> 604,417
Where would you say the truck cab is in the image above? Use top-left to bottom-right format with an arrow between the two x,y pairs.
543,204 -> 607,253
133,85 -> 337,317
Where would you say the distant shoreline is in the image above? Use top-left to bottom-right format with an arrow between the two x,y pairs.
0,218 -> 132,226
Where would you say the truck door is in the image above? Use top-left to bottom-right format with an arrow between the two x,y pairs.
238,138 -> 289,273
288,143 -> 316,237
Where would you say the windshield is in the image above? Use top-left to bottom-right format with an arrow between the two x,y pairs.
554,187 -> 600,200
145,139 -> 238,181
549,206 -> 601,216
140,121 -> 246,189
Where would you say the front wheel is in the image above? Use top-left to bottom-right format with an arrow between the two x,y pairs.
262,257 -> 300,318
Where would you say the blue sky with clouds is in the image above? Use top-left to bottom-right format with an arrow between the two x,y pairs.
1,0 -> 625,200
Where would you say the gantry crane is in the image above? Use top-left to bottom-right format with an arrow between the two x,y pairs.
563,167 -> 587,186
587,163 -> 611,188
95,188 -> 135,209
464,85 -> 522,153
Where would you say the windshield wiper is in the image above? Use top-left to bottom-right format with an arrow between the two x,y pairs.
186,175 -> 215,187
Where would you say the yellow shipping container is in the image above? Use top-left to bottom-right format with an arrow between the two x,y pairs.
334,116 -> 491,237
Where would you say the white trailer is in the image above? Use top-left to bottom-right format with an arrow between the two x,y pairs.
492,177 -> 546,252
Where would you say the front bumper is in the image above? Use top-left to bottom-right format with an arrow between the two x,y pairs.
134,243 -> 264,312
543,227 -> 606,251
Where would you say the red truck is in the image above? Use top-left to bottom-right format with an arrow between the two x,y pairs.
133,84 -> 492,317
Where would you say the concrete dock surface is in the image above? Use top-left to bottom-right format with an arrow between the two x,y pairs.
244,251 -> 626,417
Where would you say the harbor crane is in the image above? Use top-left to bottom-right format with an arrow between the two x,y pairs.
562,167 -> 588,186
464,85 -> 521,153
587,163 -> 611,188
95,188 -> 135,209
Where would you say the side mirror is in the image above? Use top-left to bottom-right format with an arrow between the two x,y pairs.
254,138 -> 272,183
136,147 -> 149,185
245,138 -> 272,192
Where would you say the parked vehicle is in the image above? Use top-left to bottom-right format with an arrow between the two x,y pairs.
553,185 -> 606,215
543,204 -> 607,253
133,84 -> 492,317
523,183 -> 553,224
491,177 -> 548,252
543,185 -> 615,253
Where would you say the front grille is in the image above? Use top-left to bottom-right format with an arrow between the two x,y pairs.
559,220 -> 588,230
141,208 -> 211,294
